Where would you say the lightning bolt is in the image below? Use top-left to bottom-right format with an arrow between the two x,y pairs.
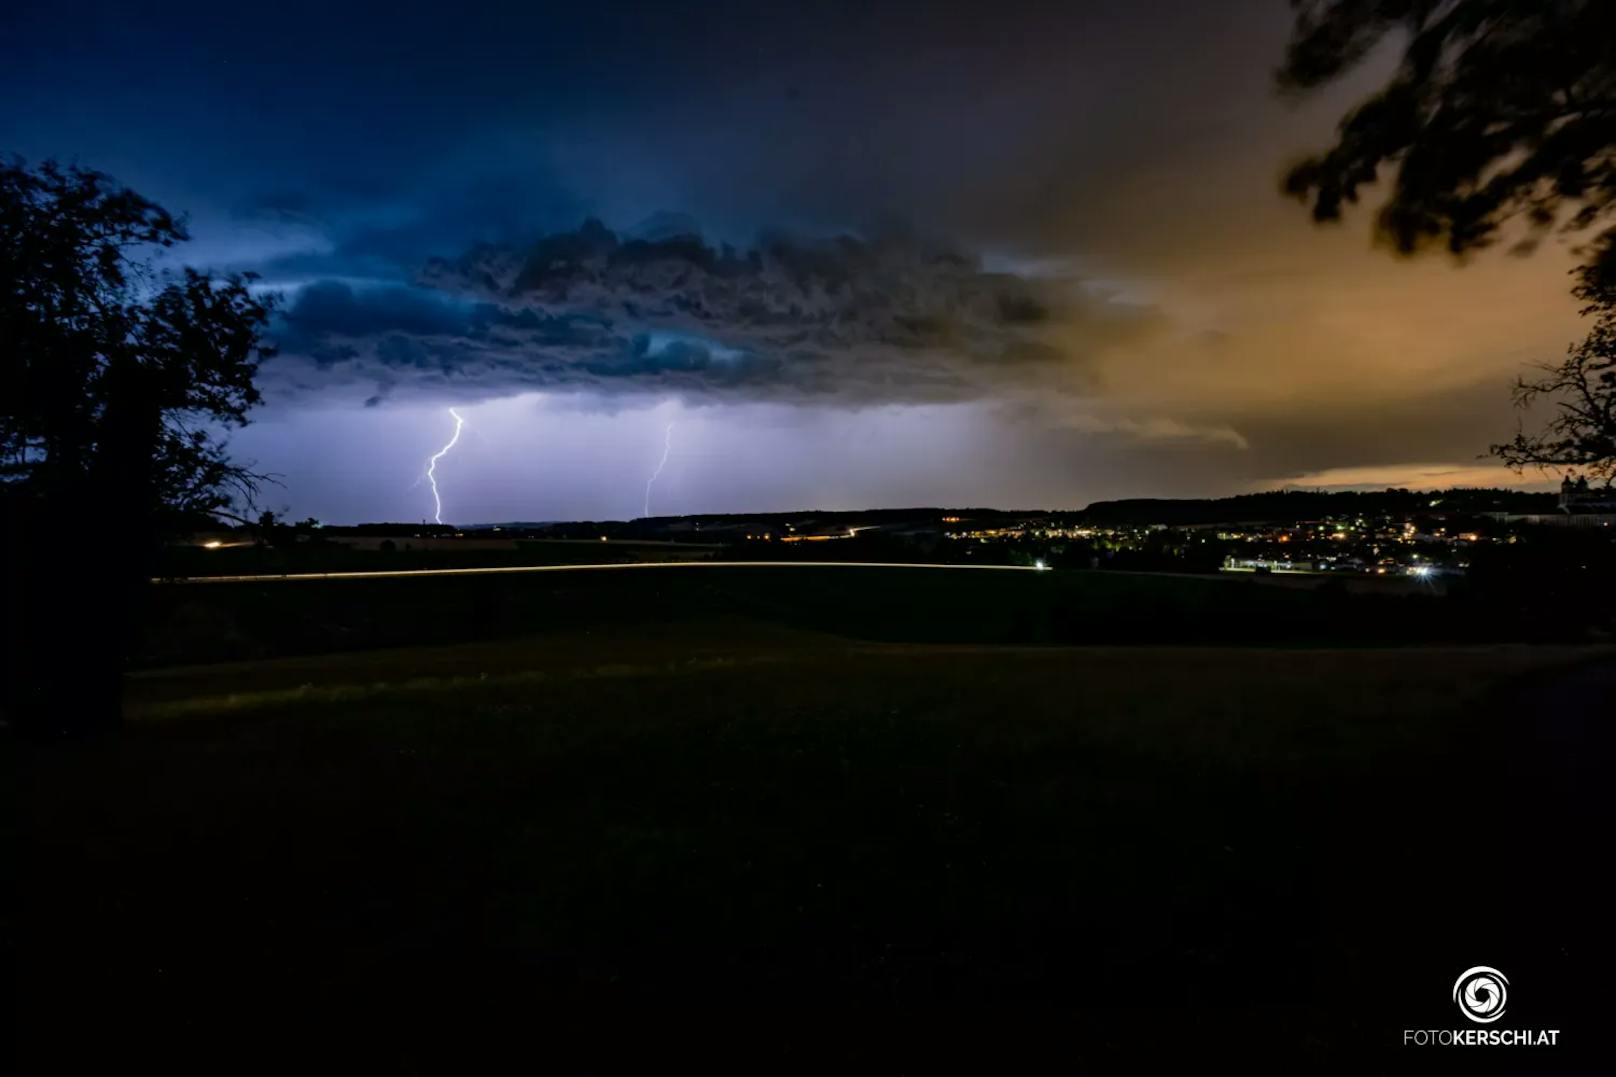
425,407 -> 465,525
643,421 -> 674,518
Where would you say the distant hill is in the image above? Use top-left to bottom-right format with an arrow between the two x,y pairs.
310,490 -> 1561,534
469,508 -> 1018,531
1080,488 -> 1558,526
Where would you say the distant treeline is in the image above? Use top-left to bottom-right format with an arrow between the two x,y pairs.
193,489 -> 1565,538
523,507 -> 1018,529
1079,488 -> 1559,526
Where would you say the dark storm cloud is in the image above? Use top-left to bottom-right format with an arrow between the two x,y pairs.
233,190 -> 325,228
261,219 -> 1153,405
425,219 -> 1098,362
282,282 -> 475,340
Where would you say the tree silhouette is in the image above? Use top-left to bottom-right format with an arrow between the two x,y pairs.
1278,0 -> 1616,301
1,158 -> 275,734
1492,306 -> 1616,482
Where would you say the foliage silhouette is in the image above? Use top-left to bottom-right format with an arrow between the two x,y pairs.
1,158 -> 275,733
1279,0 -> 1616,301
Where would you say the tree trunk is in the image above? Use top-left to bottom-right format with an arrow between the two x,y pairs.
6,365 -> 161,737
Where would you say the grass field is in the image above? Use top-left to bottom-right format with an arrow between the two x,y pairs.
136,561 -> 1572,670
13,568 -> 1614,1063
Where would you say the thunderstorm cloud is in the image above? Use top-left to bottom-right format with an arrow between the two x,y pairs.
261,219 -> 1154,407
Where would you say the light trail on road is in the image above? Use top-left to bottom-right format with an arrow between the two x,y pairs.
158,560 -> 1050,584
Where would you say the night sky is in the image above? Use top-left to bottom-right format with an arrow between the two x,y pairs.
1,1 -> 1582,523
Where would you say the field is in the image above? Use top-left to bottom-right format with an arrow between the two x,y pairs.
13,567 -> 1613,1063
134,560 -> 1580,669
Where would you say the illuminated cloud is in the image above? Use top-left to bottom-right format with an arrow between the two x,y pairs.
1259,463 -> 1558,492
1054,414 -> 1249,450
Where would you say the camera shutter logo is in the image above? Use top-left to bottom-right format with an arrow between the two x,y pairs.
1453,966 -> 1509,1024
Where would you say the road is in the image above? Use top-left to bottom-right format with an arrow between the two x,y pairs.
157,559 -> 1050,584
